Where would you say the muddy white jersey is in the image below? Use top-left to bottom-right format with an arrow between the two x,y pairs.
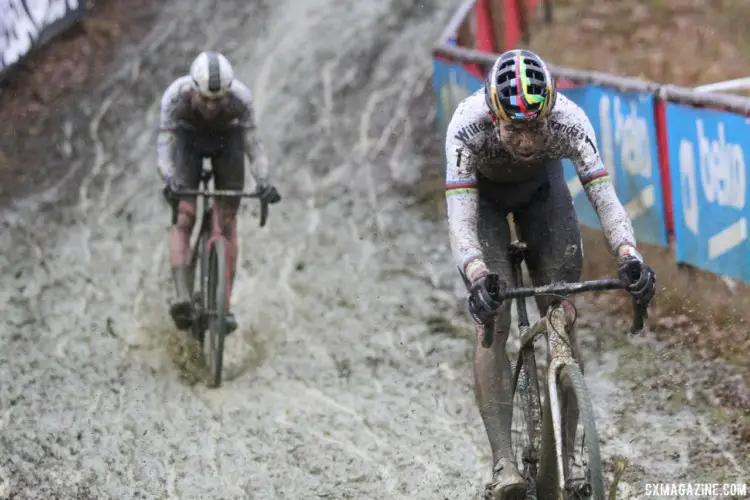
157,76 -> 269,185
445,89 -> 640,282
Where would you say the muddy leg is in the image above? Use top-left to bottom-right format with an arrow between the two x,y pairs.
166,131 -> 202,331
211,129 -> 245,334
472,191 -> 526,499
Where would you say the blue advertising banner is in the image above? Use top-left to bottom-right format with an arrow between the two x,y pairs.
432,58 -> 483,163
666,102 -> 750,283
560,85 -> 668,248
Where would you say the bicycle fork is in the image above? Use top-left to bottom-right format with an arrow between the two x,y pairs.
546,356 -> 566,497
538,307 -> 585,500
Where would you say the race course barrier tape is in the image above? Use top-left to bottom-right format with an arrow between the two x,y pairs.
1,0 -> 88,78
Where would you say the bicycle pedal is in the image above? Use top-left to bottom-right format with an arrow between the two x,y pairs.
522,447 -> 539,464
564,479 -> 592,498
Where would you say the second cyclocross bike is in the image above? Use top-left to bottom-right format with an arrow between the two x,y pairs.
174,165 -> 270,388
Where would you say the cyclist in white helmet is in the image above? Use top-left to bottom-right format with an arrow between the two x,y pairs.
444,49 -> 656,499
157,51 -> 281,334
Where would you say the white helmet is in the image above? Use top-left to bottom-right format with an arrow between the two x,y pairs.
189,51 -> 234,98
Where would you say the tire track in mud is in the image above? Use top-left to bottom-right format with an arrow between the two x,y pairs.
0,1 -> 488,498
0,0 -> 747,498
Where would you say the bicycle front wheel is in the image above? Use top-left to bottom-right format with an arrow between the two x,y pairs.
205,238 -> 228,388
189,231 -> 207,344
558,363 -> 605,500
511,345 -> 543,493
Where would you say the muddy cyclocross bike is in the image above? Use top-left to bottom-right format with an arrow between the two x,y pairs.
471,238 -> 648,500
173,165 -> 270,388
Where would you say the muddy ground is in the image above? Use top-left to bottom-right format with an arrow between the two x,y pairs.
0,0 -> 748,499
0,0 -> 160,201
526,0 -> 750,91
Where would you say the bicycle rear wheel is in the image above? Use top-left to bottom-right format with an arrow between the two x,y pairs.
557,364 -> 605,500
204,238 -> 228,388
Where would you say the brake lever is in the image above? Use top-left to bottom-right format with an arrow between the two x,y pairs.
481,318 -> 495,348
460,270 -> 498,348
629,296 -> 648,335
259,200 -> 268,227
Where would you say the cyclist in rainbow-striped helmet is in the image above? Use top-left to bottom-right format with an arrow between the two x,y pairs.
444,49 -> 656,499
484,49 -> 557,124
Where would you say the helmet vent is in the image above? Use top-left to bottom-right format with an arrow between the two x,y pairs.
527,69 -> 544,81
486,49 -> 556,121
496,71 -> 513,84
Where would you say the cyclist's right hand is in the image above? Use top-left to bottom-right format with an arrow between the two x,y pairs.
161,176 -> 180,205
468,272 -> 503,325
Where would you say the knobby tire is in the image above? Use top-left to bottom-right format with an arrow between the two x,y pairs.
559,364 -> 606,500
190,231 -> 207,344
206,239 -> 228,388
512,345 -> 543,494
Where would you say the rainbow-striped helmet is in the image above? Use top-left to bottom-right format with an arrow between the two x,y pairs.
484,49 -> 557,123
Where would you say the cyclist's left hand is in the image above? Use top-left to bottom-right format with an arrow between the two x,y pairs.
618,256 -> 656,307
259,184 -> 281,204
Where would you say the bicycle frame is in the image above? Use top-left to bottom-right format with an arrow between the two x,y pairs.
170,169 -> 270,387
481,239 -> 646,497
175,170 -> 268,281
172,168 -> 269,317
515,289 -> 579,494
508,241 -> 576,493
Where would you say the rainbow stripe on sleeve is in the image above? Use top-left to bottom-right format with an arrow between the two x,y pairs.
445,180 -> 478,197
616,242 -> 639,259
462,255 -> 484,277
579,169 -> 610,189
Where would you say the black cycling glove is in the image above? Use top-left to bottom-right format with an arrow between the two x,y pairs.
161,176 -> 182,204
259,184 -> 281,204
618,257 -> 656,307
468,273 -> 503,324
